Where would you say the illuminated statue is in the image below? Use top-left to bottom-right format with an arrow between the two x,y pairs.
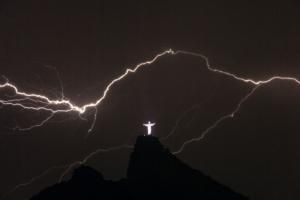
143,121 -> 155,135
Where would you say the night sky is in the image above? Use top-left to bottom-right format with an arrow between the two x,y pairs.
0,0 -> 300,199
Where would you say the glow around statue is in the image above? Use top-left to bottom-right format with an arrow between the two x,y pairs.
143,121 -> 155,135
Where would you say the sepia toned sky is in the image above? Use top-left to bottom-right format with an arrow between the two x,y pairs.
0,1 -> 299,199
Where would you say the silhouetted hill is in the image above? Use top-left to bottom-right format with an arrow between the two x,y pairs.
31,135 -> 248,200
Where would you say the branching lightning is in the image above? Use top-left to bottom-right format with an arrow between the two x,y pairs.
0,49 -> 176,132
2,144 -> 133,199
1,49 -> 299,131
161,104 -> 203,141
1,165 -> 67,199
58,144 -> 133,182
2,48 -> 300,199
172,85 -> 260,154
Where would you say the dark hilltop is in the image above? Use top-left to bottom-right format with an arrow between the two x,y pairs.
31,135 -> 248,200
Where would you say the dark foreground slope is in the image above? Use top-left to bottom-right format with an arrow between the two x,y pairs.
31,136 -> 248,200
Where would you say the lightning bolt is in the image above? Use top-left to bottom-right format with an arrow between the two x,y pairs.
1,165 -> 67,200
58,144 -> 133,182
0,49 -> 176,131
172,85 -> 260,154
160,104 -> 203,141
2,48 -> 300,199
1,49 -> 299,131
2,144 -> 133,199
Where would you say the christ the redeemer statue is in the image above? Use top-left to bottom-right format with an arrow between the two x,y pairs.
143,121 -> 155,135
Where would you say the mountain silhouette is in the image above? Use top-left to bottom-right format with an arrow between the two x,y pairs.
31,135 -> 248,200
